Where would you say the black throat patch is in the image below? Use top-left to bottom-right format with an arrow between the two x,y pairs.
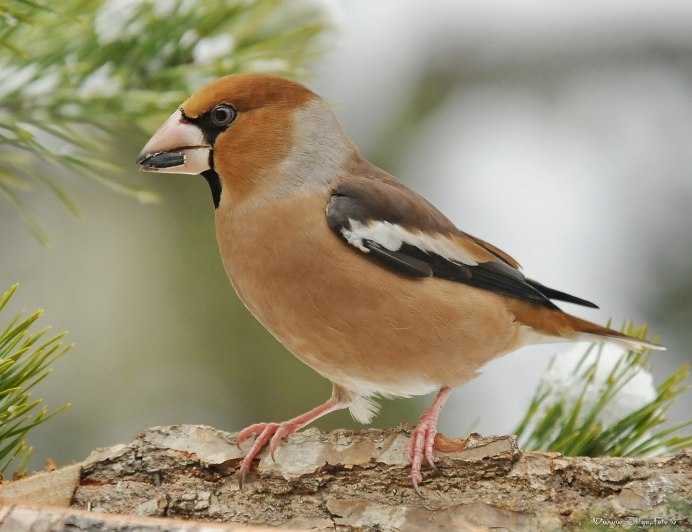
202,169 -> 222,209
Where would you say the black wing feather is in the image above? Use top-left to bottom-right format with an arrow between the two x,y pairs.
363,240 -> 433,277
394,243 -> 559,309
526,279 -> 599,309
327,189 -> 594,311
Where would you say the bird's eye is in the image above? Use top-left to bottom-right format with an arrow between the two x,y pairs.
210,104 -> 236,127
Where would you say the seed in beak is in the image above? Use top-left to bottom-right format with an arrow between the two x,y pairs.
139,151 -> 186,170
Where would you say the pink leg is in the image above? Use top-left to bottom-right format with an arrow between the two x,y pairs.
236,395 -> 346,487
406,386 -> 453,494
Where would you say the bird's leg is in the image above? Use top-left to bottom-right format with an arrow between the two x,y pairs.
406,386 -> 453,493
236,393 -> 347,487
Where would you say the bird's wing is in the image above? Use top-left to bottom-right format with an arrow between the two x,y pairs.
326,175 -> 597,310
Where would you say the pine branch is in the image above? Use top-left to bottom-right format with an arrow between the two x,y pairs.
0,284 -> 71,475
0,0 -> 335,241
514,323 -> 691,457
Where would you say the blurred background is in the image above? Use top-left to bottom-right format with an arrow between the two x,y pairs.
1,0 -> 691,471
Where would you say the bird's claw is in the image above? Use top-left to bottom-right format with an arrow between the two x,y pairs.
269,425 -> 289,462
236,421 -> 296,488
406,414 -> 440,494
411,476 -> 424,498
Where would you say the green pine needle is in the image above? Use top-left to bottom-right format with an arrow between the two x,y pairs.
0,283 -> 71,475
0,0 -> 334,241
515,323 -> 691,457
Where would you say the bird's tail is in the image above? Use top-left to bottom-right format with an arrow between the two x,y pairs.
507,299 -> 665,351
572,317 -> 665,351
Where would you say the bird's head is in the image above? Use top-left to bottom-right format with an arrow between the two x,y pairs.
137,73 -> 355,210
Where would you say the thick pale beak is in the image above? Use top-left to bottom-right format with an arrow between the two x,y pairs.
137,109 -> 211,174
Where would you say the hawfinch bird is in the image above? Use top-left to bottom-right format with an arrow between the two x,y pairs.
138,73 -> 662,491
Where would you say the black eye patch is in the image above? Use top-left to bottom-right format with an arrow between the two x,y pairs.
182,104 -> 237,146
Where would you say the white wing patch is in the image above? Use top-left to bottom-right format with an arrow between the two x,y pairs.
341,219 -> 479,266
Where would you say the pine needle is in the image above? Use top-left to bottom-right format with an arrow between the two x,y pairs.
0,0 -> 334,241
514,323 -> 691,457
0,284 -> 71,475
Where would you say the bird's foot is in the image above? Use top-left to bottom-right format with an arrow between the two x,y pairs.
234,394 -> 346,488
406,412 -> 439,494
236,421 -> 298,487
405,386 -> 453,495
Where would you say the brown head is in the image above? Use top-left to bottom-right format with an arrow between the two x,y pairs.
137,73 -> 355,210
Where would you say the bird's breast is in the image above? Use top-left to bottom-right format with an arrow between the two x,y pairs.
214,192 -> 525,397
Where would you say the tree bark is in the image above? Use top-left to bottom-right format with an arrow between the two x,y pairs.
0,424 -> 689,530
